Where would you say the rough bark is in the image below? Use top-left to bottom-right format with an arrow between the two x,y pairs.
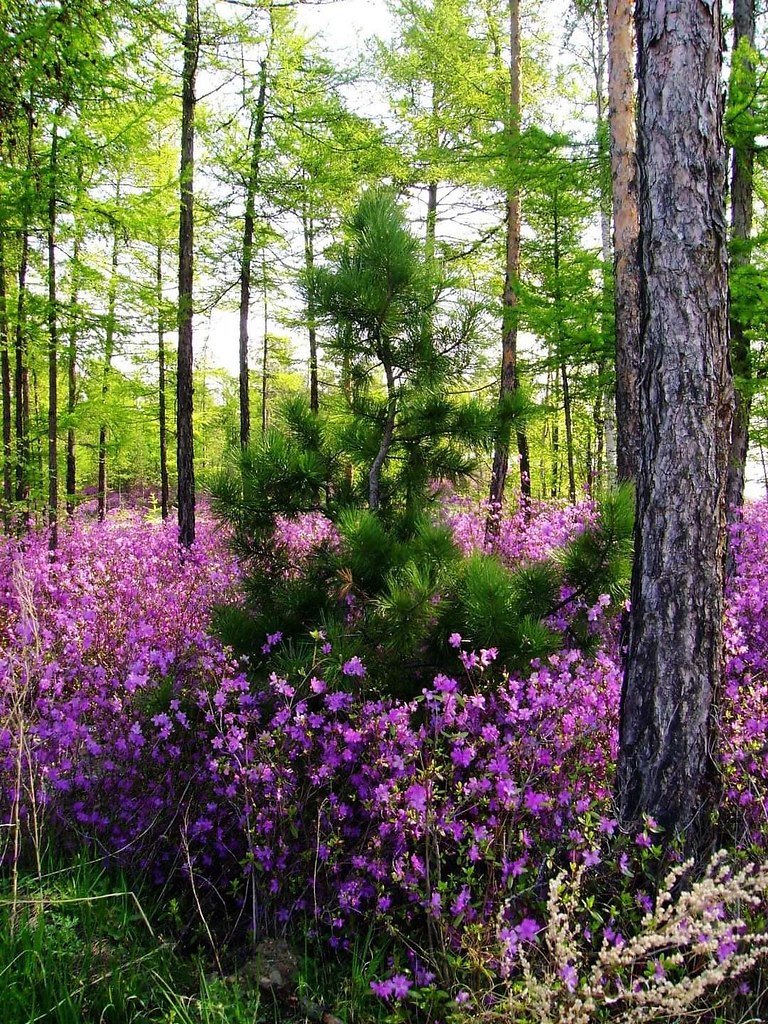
617,0 -> 734,841
157,244 -> 169,520
607,0 -> 641,483
238,50 -> 270,447
98,229 -> 119,523
177,0 -> 198,549
487,0 -> 528,538
725,0 -> 755,522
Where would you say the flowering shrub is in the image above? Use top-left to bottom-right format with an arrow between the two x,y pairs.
1,500 -> 768,1013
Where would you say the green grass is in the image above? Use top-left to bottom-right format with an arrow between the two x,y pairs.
0,853 -> 209,1024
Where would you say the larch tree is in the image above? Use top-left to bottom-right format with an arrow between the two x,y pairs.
177,0 -> 199,548
607,0 -> 640,484
726,0 -> 756,521
486,0 -> 529,535
617,0 -> 734,842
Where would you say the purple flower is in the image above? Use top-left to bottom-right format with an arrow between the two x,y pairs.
342,656 -> 366,677
448,632 -> 463,648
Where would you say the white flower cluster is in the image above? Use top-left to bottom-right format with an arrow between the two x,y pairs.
512,851 -> 768,1024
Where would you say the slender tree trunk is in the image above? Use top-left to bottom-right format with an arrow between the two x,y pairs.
14,227 -> 29,508
425,181 -> 438,257
487,0 -> 528,538
0,235 -> 12,518
369,359 -> 396,511
725,0 -> 755,522
561,360 -> 576,503
66,229 -> 82,515
177,0 -> 198,548
607,0 -> 641,483
261,258 -> 269,434
594,9 -> 612,489
303,205 -> 319,413
617,0 -> 733,842
47,116 -> 59,549
157,244 -> 169,520
552,201 -> 576,503
98,229 -> 119,523
238,49 -> 270,447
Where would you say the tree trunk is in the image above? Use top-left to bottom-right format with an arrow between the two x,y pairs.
617,0 -> 733,842
14,102 -> 33,510
369,359 -> 396,511
157,244 -> 169,520
607,0 -> 641,483
238,48 -> 270,447
552,200 -> 575,503
725,0 -> 755,522
425,180 -> 438,257
561,359 -> 576,504
487,0 -> 528,539
177,0 -> 198,548
303,205 -> 319,413
594,8 -> 612,489
261,257 -> 269,433
14,227 -> 29,508
98,229 -> 119,523
0,235 -> 12,519
47,116 -> 59,549
66,229 -> 82,515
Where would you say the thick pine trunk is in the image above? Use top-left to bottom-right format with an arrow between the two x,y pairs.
725,0 -> 755,522
607,0 -> 641,483
617,0 -> 733,841
177,0 -> 198,548
238,53 -> 269,447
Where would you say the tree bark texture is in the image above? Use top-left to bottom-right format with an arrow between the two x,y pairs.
617,0 -> 734,840
487,0 -> 529,538
177,0 -> 198,549
238,49 -> 270,448
607,0 -> 641,483
725,0 -> 755,521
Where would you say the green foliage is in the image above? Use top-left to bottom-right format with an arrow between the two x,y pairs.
0,856 -> 187,1024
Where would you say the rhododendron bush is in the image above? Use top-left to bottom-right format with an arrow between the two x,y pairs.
1,500 -> 768,991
